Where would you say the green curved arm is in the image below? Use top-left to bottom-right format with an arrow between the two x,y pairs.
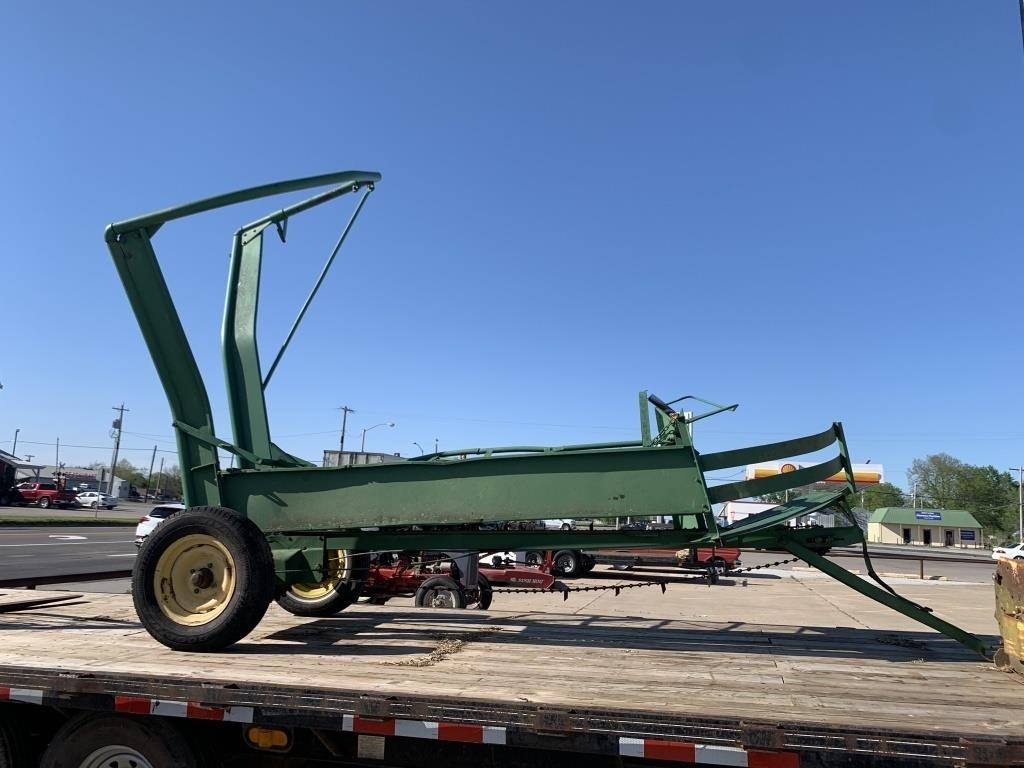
105,171 -> 381,239
105,171 -> 382,507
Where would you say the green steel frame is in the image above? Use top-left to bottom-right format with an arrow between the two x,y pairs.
105,172 -> 987,656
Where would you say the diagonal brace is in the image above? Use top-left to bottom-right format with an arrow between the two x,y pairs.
782,538 -> 988,657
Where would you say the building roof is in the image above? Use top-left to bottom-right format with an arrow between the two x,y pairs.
868,507 -> 982,528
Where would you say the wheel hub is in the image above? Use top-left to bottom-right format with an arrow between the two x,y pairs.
153,534 -> 236,626
80,744 -> 154,768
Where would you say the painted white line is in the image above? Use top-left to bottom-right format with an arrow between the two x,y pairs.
0,541 -> 136,548
48,535 -> 88,540
107,553 -> 137,558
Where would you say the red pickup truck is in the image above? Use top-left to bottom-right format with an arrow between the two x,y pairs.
11,482 -> 79,509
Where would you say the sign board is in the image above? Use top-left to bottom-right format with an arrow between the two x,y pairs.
915,511 -> 942,521
960,530 -> 976,541
745,462 -> 884,485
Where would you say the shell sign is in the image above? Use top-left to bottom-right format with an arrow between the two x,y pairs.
744,462 -> 883,485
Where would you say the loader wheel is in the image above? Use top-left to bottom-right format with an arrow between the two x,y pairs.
276,550 -> 369,617
38,497 -> 51,509
133,506 -> 274,652
40,712 -> 199,768
414,575 -> 467,609
471,572 -> 493,610
553,549 -> 580,578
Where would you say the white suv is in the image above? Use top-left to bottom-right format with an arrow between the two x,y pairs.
134,504 -> 185,547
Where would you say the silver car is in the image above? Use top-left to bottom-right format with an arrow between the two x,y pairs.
75,491 -> 118,510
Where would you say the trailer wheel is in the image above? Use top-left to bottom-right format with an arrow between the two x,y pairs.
0,715 -> 27,768
414,575 -> 467,609
40,712 -> 199,768
552,549 -> 580,577
276,550 -> 368,617
38,496 -> 51,509
133,506 -> 274,652
525,550 -> 542,566
578,553 -> 597,574
471,572 -> 493,610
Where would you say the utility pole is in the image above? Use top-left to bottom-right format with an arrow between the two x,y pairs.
55,437 -> 60,468
146,446 -> 157,500
109,403 -> 129,496
434,438 -> 439,454
911,482 -> 917,509
11,429 -> 18,457
155,457 -> 165,497
338,406 -> 355,457
1011,467 -> 1024,541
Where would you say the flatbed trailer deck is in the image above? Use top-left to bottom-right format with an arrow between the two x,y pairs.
1,591 -> 1020,767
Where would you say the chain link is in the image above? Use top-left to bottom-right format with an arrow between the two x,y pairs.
728,556 -> 800,575
491,579 -> 671,599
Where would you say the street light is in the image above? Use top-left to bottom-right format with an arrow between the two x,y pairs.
412,442 -> 425,455
360,422 -> 395,452
11,429 -> 19,457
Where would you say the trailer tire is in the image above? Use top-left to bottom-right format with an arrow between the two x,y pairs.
578,553 -> 597,574
133,506 -> 274,652
0,715 -> 27,768
40,713 -> 200,768
471,572 -> 493,610
38,497 -> 51,509
276,550 -> 369,617
553,549 -> 580,577
414,575 -> 466,609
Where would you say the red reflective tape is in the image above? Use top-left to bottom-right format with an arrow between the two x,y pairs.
437,723 -> 484,743
186,702 -> 226,721
748,750 -> 800,768
353,716 -> 396,736
644,739 -> 697,763
0,688 -> 9,702
114,696 -> 152,715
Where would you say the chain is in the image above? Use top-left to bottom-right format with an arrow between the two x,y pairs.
491,579 -> 671,600
728,556 -> 800,575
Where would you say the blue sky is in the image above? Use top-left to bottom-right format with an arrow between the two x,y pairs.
1,2 -> 1022,492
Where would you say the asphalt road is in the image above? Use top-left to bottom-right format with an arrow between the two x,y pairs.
0,526 -> 137,582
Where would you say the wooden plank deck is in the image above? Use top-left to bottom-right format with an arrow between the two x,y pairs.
0,591 -> 1019,740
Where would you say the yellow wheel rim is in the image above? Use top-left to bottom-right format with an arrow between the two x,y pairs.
289,550 -> 349,600
153,534 -> 236,626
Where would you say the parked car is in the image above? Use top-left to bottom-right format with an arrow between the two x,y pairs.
11,482 -> 78,509
134,503 -> 186,546
992,542 -> 1024,560
75,491 -> 119,510
538,519 -> 576,530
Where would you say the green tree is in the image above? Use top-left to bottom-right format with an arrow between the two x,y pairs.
856,481 -> 905,511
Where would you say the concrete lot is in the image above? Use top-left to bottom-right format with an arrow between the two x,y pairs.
45,563 -> 1000,646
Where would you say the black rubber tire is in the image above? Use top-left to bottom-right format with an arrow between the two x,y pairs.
37,497 -> 51,510
414,575 -> 467,609
106,505 -> 115,510
132,506 -> 274,652
40,712 -> 200,768
561,523 -> 571,531
525,550 -> 542,567
276,551 -> 369,617
472,572 -> 493,610
0,714 -> 26,768
578,553 -> 597,574
91,503 -> 99,509
553,549 -> 580,578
